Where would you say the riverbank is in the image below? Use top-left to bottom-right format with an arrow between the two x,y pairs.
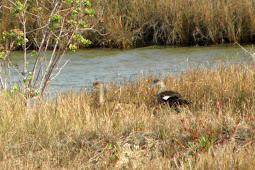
1,0 -> 254,48
0,63 -> 254,169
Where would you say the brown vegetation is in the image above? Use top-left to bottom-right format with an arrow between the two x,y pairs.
1,0 -> 255,48
0,63 -> 254,169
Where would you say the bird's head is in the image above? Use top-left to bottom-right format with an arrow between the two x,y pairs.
93,81 -> 104,89
151,79 -> 165,88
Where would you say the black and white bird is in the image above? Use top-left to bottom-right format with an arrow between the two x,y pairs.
151,79 -> 191,112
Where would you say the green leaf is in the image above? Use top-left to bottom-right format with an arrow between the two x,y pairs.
31,50 -> 37,58
75,0 -> 80,5
84,8 -> 95,16
13,84 -> 19,91
0,52 -> 5,59
78,21 -> 87,28
81,38 -> 91,45
13,1 -> 24,16
72,33 -> 91,46
69,44 -> 77,52
82,0 -> 91,7
72,9 -> 79,16
67,20 -> 77,25
23,79 -> 28,84
105,143 -> 112,149
50,14 -> 62,27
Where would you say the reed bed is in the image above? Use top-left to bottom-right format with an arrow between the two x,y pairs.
1,0 -> 254,48
0,63 -> 254,169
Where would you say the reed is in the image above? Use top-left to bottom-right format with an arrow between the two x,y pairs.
1,0 -> 254,48
0,63 -> 254,169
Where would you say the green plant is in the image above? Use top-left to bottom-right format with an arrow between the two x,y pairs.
0,0 -> 93,101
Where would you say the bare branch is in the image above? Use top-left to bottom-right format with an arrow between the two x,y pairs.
7,58 -> 25,79
26,24 -> 49,34
235,42 -> 255,61
50,59 -> 69,81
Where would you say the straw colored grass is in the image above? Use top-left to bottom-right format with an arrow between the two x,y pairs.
1,0 -> 254,48
0,63 -> 254,169
74,0 -> 255,47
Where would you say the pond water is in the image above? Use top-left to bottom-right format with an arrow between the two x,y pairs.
9,44 -> 254,92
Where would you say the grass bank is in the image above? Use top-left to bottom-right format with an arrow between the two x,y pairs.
0,63 -> 254,169
1,0 -> 255,48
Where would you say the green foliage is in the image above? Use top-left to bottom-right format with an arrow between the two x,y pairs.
49,14 -> 63,27
75,0 -> 80,5
25,87 -> 40,97
83,0 -> 92,7
27,88 -> 34,93
188,142 -> 200,151
13,33 -> 26,46
34,7 -> 42,12
198,136 -> 215,149
72,9 -> 79,16
13,1 -> 24,16
68,20 -> 77,25
31,50 -> 37,58
0,30 -> 27,47
28,72 -> 33,80
84,8 -> 95,16
10,83 -> 19,93
73,32 -> 91,45
105,143 -> 119,165
13,83 -> 19,91
78,21 -> 87,28
23,78 -> 28,85
189,136 -> 216,151
3,71 -> 8,76
69,44 -> 77,52
0,52 -> 5,59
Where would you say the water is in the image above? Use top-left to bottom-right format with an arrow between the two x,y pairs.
7,44 -> 254,92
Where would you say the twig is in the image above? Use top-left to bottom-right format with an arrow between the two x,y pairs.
173,135 -> 187,149
7,59 -> 25,78
50,59 -> 69,81
26,24 -> 49,34
235,42 -> 255,61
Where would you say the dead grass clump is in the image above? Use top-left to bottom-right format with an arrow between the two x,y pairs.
1,0 -> 254,48
88,0 -> 255,47
0,63 -> 254,168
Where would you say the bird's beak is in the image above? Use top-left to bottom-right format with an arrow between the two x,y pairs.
150,84 -> 156,88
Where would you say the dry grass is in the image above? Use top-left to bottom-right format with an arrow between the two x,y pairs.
89,0 -> 255,47
1,0 -> 254,48
0,63 -> 254,169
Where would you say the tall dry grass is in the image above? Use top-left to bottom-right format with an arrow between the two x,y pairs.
0,63 -> 254,169
88,0 -> 255,47
1,0 -> 254,48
